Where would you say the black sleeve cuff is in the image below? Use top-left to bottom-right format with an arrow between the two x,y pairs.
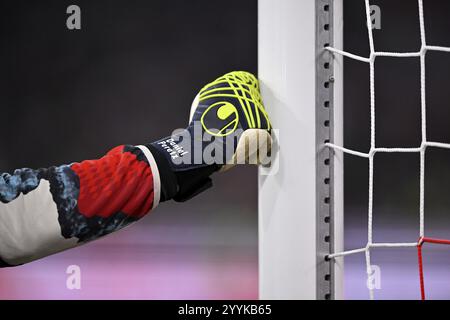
145,144 -> 179,202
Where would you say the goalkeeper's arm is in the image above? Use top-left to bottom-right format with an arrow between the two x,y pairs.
0,71 -> 272,267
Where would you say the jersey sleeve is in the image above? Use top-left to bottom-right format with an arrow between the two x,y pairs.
0,144 -> 160,267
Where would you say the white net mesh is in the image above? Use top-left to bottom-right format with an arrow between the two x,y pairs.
326,0 -> 450,299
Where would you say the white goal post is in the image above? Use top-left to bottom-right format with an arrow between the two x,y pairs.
258,0 -> 344,299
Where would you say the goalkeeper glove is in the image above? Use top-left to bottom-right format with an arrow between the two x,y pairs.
148,71 -> 272,202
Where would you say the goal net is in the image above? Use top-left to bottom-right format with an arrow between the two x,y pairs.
259,0 -> 450,300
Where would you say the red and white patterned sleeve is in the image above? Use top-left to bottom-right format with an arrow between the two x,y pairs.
0,144 -> 161,267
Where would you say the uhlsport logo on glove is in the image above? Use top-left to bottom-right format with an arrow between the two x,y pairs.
201,101 -> 239,137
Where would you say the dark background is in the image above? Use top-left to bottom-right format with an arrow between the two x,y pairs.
0,0 -> 259,299
1,0 -> 450,299
344,0 -> 450,230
